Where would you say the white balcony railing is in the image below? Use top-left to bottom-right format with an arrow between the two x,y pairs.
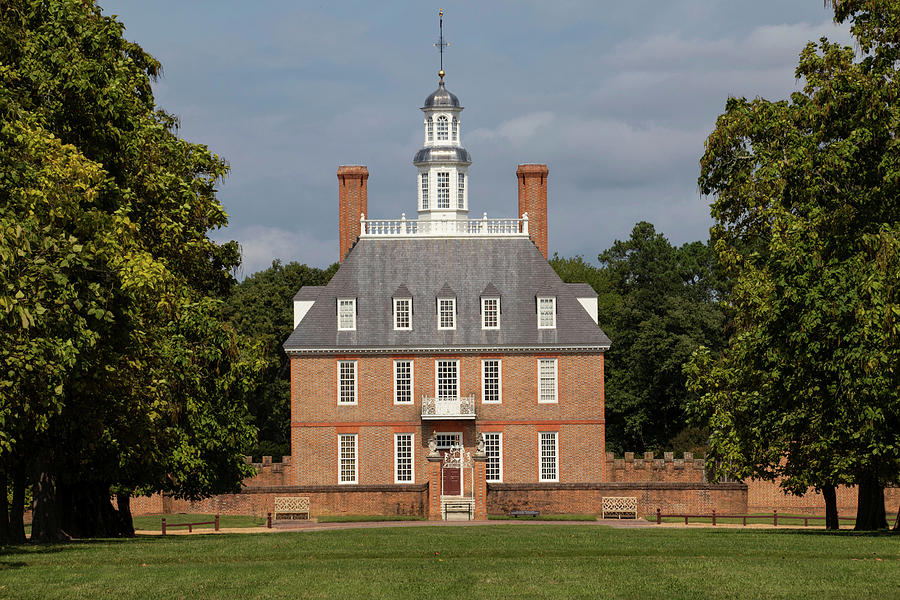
360,213 -> 529,238
421,395 -> 477,420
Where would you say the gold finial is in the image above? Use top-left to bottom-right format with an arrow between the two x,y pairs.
434,9 -> 449,82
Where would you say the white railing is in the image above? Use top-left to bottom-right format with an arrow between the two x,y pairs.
421,395 -> 477,419
361,213 -> 529,238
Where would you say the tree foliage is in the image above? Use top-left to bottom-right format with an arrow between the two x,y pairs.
686,1 -> 900,530
223,260 -> 338,459
552,223 -> 725,454
0,0 -> 263,542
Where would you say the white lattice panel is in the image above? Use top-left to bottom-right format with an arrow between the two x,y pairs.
275,496 -> 310,519
602,496 -> 637,519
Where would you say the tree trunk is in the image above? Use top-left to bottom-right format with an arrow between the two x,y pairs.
822,484 -> 839,530
9,468 -> 27,544
0,469 -> 8,544
31,471 -> 65,543
855,471 -> 887,531
115,493 -> 135,537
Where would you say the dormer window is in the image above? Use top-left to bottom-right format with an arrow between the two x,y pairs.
394,297 -> 412,330
438,298 -> 456,330
338,298 -> 356,330
452,117 -> 458,141
482,297 -> 500,329
537,296 -> 556,329
436,115 -> 449,141
421,173 -> 429,210
427,117 -> 433,142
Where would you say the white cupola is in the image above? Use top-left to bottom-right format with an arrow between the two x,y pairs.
413,71 -> 471,223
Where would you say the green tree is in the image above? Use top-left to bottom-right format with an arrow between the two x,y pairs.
687,1 -> 900,530
224,260 -> 338,459
551,224 -> 725,455
0,0 -> 262,542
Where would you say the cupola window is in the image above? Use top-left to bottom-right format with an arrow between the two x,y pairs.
427,117 -> 433,142
436,115 -> 449,141
437,172 -> 450,208
421,173 -> 429,209
452,117 -> 458,141
457,173 -> 465,209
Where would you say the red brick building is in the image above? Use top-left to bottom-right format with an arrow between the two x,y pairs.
283,71 -> 611,519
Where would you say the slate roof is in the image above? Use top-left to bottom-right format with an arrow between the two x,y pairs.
293,286 -> 324,301
566,283 -> 597,298
283,237 -> 611,353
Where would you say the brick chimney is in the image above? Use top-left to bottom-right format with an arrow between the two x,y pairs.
517,164 -> 549,258
337,165 -> 368,262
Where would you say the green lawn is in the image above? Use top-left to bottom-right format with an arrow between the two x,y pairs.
132,513 -> 267,531
316,514 -> 425,523
2,525 -> 899,599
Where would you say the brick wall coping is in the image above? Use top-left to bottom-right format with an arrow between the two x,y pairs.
241,484 -> 428,494
285,345 -> 609,356
488,482 -> 747,492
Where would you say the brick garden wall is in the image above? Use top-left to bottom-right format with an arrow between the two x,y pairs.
488,482 -> 748,516
604,452 -> 706,483
746,478 -> 900,516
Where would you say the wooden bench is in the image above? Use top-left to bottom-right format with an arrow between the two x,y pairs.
601,496 -> 638,519
274,496 -> 310,520
509,510 -> 540,518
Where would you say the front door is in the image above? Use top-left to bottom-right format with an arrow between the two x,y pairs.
442,465 -> 461,495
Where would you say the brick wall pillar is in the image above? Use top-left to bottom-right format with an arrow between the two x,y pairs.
473,455 -> 487,520
337,165 -> 369,262
516,164 -> 549,258
427,455 -> 442,520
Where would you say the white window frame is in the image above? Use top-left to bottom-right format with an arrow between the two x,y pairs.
337,360 -> 358,405
435,432 -> 462,449
481,358 -> 502,404
394,433 -> 415,483
435,359 -> 460,399
393,297 -> 412,331
426,117 -> 433,142
437,171 -> 450,208
539,432 -> 559,482
338,433 -> 358,484
421,173 -> 429,210
484,432 -> 502,482
337,298 -> 356,331
481,297 -> 500,330
393,359 -> 414,405
457,172 -> 465,208
436,115 -> 449,141
437,297 -> 456,330
452,116 -> 458,141
538,358 -> 558,404
537,296 -> 556,329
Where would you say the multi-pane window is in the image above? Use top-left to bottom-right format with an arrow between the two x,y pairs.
457,173 -> 465,209
482,297 -> 499,329
394,360 -> 413,404
421,173 -> 429,210
427,117 -> 433,142
394,297 -> 411,330
438,298 -> 455,329
484,432 -> 502,482
338,360 -> 357,404
538,358 -> 558,403
437,115 -> 448,140
338,298 -> 356,330
436,360 -> 459,399
437,172 -> 450,208
435,432 -> 461,449
338,434 -> 358,484
482,359 -> 501,404
539,432 -> 558,482
395,433 -> 414,483
452,117 -> 458,141
538,296 -> 556,328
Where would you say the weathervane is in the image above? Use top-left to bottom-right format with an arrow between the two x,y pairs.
433,9 -> 449,82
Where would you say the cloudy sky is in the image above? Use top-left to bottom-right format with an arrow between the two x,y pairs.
101,1 -> 851,276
